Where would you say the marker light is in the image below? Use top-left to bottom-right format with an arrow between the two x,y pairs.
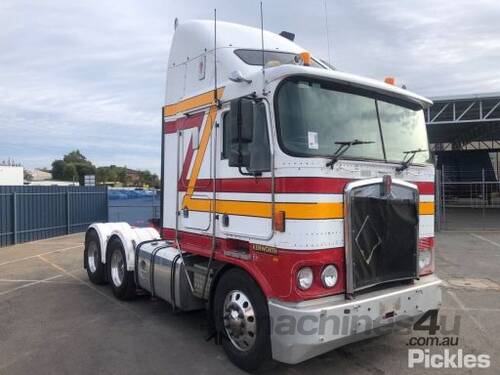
273,210 -> 286,232
300,52 -> 311,66
321,265 -> 338,288
384,76 -> 396,85
297,267 -> 313,290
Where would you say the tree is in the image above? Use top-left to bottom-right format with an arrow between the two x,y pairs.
136,170 -> 160,188
51,150 -> 96,184
94,165 -> 160,187
63,150 -> 88,164
117,167 -> 128,185
51,160 -> 66,180
96,165 -> 126,185
63,163 -> 78,181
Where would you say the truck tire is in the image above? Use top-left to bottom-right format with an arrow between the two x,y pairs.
107,237 -> 136,300
214,268 -> 272,371
84,229 -> 106,285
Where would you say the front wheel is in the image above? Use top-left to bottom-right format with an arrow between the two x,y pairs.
107,238 -> 136,300
214,268 -> 272,372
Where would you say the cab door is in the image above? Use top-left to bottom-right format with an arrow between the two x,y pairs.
177,111 -> 212,232
217,100 -> 273,240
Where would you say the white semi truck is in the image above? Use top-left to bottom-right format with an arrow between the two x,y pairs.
83,20 -> 442,371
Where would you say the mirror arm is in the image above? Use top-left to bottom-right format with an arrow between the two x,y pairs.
238,167 -> 261,177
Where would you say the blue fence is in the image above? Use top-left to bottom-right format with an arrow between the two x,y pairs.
0,186 -> 108,247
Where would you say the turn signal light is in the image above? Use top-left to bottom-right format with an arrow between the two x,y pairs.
418,237 -> 435,276
274,210 -> 286,232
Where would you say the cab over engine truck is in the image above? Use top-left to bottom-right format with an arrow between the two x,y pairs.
83,20 -> 442,371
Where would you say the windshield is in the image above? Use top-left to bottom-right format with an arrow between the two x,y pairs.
275,78 -> 430,165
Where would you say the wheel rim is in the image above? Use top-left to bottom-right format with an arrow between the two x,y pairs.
87,241 -> 98,273
110,249 -> 125,287
223,290 -> 257,352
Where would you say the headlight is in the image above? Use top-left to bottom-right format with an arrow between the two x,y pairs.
419,250 -> 432,271
321,264 -> 338,288
297,267 -> 313,290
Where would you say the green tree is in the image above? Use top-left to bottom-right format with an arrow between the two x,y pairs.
51,160 -> 66,180
96,166 -> 120,184
96,168 -> 106,184
137,170 -> 160,188
51,150 -> 96,184
117,167 -> 128,185
63,163 -> 78,181
63,150 -> 88,164
94,163 -> 160,187
107,168 -> 118,182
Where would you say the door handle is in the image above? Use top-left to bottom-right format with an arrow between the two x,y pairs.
222,214 -> 229,227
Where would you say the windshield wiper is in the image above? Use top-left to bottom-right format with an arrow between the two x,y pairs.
326,139 -> 374,169
396,148 -> 427,172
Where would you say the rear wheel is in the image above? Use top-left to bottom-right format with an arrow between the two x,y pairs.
107,238 -> 136,300
214,268 -> 271,372
84,229 -> 106,284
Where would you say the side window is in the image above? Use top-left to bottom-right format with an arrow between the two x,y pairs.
249,102 -> 271,173
221,111 -> 231,160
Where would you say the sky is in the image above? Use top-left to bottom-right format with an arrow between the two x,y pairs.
1,0 -> 499,174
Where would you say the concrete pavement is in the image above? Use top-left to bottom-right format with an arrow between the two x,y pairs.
1,231 -> 499,374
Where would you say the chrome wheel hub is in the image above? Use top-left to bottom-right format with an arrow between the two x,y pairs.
223,290 -> 257,351
110,250 -> 125,287
87,241 -> 98,273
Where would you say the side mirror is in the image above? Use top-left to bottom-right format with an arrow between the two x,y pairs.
230,98 -> 254,143
228,98 -> 271,175
229,98 -> 254,168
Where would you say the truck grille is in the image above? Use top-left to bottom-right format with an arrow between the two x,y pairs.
344,177 -> 419,294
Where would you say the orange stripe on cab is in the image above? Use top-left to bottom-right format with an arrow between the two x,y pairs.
164,88 -> 224,117
183,198 -> 435,220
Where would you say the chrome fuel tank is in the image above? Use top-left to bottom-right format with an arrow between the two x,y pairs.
135,240 -> 204,311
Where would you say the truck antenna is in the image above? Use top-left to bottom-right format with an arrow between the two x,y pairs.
324,0 -> 332,66
213,8 -> 218,105
260,1 -> 266,95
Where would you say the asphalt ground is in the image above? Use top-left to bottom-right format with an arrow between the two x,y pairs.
1,231 -> 500,374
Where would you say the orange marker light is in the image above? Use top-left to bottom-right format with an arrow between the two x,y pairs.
274,210 -> 286,232
300,52 -> 311,66
384,76 -> 396,85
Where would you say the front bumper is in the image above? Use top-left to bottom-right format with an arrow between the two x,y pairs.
268,275 -> 442,364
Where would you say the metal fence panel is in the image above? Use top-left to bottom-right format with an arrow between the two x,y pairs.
438,167 -> 500,230
0,186 -> 108,247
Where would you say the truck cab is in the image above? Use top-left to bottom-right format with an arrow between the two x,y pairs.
84,20 -> 441,371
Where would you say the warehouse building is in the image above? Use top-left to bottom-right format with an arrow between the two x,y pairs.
426,92 -> 500,181
0,166 -> 23,186
426,92 -> 500,230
